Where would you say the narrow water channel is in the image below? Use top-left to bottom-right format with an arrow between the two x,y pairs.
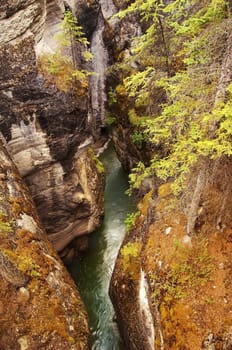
69,143 -> 133,350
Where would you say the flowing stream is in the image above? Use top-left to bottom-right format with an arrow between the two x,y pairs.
69,3 -> 132,348
69,143 -> 133,350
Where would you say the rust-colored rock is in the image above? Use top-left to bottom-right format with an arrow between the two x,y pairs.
110,160 -> 232,349
0,142 -> 90,349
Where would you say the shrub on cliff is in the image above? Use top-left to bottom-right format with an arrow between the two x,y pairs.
111,0 -> 232,196
38,10 -> 92,94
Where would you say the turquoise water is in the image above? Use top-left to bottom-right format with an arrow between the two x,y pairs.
69,143 -> 133,350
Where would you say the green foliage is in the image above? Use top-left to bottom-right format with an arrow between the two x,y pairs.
209,83 -> 232,157
87,147 -> 105,174
121,241 -> 142,278
114,0 -> 231,194
96,160 -> 105,174
0,219 -> 12,233
58,10 -> 89,48
114,0 -> 164,21
106,113 -> 117,126
131,131 -> 146,149
128,109 -> 141,126
128,109 -> 149,126
38,10 -> 91,93
1,249 -> 41,279
121,241 -> 141,258
108,87 -> 118,107
82,50 -> 93,62
173,0 -> 227,36
127,162 -> 147,195
124,211 -> 139,230
124,67 -> 155,98
38,53 -> 90,92
18,257 -> 40,278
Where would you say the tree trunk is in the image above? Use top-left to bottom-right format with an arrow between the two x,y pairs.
187,163 -> 207,235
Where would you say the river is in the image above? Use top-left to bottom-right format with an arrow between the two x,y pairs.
69,143 -> 133,350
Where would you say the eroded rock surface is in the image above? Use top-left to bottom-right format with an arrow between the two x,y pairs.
0,142 -> 89,349
0,0 -> 105,256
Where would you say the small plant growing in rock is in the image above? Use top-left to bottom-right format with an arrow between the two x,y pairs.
121,242 -> 141,258
124,211 -> 139,230
87,147 -> 104,174
106,113 -> 117,126
131,131 -> 146,149
0,217 -> 13,233
121,241 -> 142,279
38,10 -> 92,94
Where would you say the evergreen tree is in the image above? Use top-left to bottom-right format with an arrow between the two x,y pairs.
110,0 -> 232,232
38,10 -> 92,93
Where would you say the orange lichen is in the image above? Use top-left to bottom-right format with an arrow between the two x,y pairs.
138,190 -> 153,215
121,242 -> 142,280
158,183 -> 173,198
157,302 -> 196,350
9,196 -> 35,218
142,205 -> 232,349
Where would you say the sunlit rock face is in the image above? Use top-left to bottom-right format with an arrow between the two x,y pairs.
0,0 -> 104,256
0,142 -> 90,349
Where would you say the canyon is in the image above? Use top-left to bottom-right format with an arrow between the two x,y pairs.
0,0 -> 232,349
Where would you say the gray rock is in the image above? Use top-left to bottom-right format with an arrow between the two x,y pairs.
0,0 -> 104,256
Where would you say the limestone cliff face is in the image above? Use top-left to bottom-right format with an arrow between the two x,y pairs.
0,141 -> 89,349
0,0 -> 105,256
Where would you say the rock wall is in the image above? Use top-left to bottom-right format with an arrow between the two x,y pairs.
0,0 -> 105,257
103,4 -> 152,173
0,141 -> 89,349
107,6 -> 232,347
110,193 -> 155,350
110,161 -> 232,349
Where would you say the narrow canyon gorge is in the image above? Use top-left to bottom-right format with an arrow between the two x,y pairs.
0,0 -> 232,349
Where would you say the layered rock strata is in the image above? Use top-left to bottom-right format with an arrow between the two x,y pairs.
0,141 -> 89,349
0,0 -> 105,256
